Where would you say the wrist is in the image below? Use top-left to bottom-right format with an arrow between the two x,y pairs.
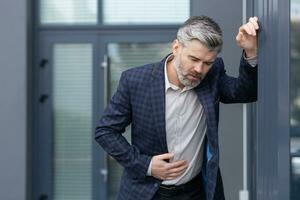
244,49 -> 257,58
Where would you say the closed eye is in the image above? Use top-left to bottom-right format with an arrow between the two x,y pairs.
189,57 -> 199,62
204,62 -> 214,66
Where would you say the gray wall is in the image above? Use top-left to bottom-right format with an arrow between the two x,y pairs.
0,0 -> 28,200
197,1 -> 244,200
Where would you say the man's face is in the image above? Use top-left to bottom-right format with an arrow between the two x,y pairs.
172,39 -> 218,88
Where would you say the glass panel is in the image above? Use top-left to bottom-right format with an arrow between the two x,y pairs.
40,0 -> 97,25
53,44 -> 93,200
107,42 -> 171,200
291,0 -> 300,199
103,0 -> 189,25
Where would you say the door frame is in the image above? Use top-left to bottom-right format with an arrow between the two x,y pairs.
33,32 -> 102,200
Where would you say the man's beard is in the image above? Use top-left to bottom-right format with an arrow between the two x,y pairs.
173,56 -> 202,88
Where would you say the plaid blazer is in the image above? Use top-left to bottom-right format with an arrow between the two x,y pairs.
95,54 -> 257,200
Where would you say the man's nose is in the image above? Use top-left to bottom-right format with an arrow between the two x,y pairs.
194,63 -> 203,73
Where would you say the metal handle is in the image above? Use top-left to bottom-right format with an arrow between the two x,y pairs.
39,58 -> 49,68
101,54 -> 109,107
39,94 -> 49,103
100,54 -> 109,183
239,2 -> 249,199
38,194 -> 48,200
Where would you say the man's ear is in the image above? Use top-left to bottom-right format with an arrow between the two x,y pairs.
172,39 -> 180,56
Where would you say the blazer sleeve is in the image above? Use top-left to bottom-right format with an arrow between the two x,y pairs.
94,71 -> 151,180
218,55 -> 257,103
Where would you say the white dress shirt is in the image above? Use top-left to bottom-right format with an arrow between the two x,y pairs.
148,55 -> 207,185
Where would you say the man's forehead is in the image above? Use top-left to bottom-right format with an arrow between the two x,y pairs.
183,41 -> 217,54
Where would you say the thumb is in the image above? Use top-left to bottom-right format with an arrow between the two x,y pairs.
156,153 -> 174,160
236,32 -> 243,42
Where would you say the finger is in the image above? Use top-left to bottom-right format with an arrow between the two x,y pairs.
165,176 -> 177,180
166,168 -> 187,180
239,25 -> 252,36
249,17 -> 259,30
243,23 -> 256,36
245,23 -> 256,36
156,153 -> 174,161
165,174 -> 181,180
167,171 -> 185,179
166,160 -> 187,170
167,163 -> 188,174
249,16 -> 258,23
236,31 -> 244,42
252,16 -> 259,22
246,22 -> 257,36
166,169 -> 187,179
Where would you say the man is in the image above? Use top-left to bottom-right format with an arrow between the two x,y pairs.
95,15 -> 259,200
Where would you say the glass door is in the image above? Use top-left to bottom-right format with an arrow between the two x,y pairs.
35,31 -> 177,200
98,34 -> 173,200
35,34 -> 103,200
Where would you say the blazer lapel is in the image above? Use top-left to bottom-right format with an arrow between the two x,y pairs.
150,61 -> 168,153
195,79 -> 218,161
194,79 -> 219,200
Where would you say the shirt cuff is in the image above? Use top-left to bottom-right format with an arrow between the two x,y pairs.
146,158 -> 153,176
243,51 -> 258,67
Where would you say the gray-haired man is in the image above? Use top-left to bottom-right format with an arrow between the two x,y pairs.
95,15 -> 259,200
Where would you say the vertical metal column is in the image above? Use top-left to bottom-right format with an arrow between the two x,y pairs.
239,1 -> 249,200
254,0 -> 290,199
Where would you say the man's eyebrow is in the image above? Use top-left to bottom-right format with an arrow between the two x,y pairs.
205,60 -> 216,63
189,55 -> 215,63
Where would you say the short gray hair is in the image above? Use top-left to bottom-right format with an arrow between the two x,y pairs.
177,15 -> 223,53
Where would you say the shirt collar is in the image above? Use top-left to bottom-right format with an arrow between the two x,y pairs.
164,54 -> 176,92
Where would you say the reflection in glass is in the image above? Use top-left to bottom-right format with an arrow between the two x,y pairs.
40,0 -> 97,25
103,0 -> 189,25
106,43 -> 171,200
291,0 -> 300,199
53,44 -> 92,200
292,158 -> 300,176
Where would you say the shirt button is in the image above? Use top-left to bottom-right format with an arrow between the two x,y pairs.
154,183 -> 159,187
